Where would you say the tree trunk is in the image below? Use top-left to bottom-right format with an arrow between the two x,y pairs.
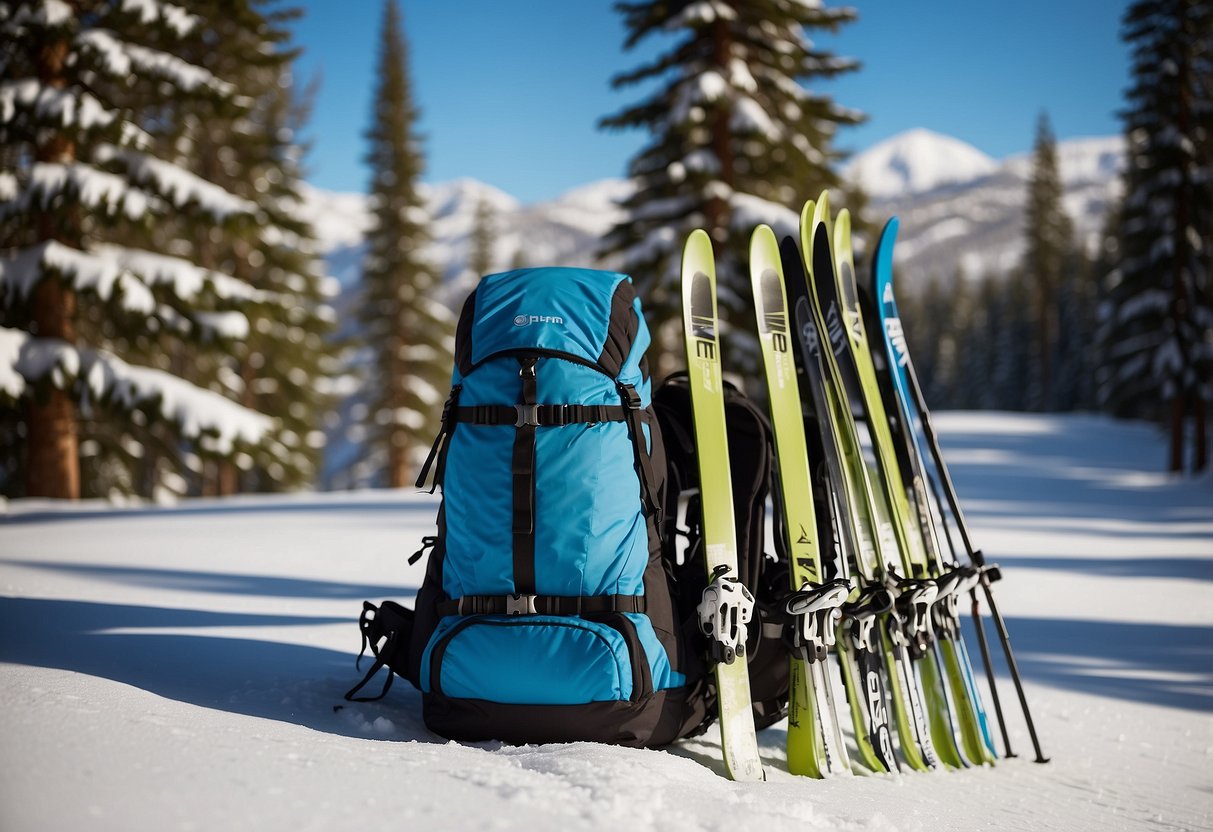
705,18 -> 734,244
1194,396 -> 1208,473
388,436 -> 409,489
1169,394 -> 1185,473
25,33 -> 79,499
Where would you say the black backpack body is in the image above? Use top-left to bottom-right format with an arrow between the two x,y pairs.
652,373 -> 792,730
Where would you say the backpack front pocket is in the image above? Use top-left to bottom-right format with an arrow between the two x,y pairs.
424,614 -> 649,705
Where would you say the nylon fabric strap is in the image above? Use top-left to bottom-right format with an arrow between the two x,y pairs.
415,385 -> 462,491
618,383 -> 662,521
452,403 -> 627,426
511,357 -> 538,595
436,593 -> 647,617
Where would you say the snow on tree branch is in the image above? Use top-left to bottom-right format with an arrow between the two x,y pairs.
0,240 -> 286,311
76,29 -> 234,96
1,79 -> 116,131
0,1 -> 75,30
116,0 -> 199,37
0,326 -> 273,455
2,161 -> 155,220
94,145 -> 257,221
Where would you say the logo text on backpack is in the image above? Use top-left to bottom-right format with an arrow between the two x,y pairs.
513,314 -> 565,327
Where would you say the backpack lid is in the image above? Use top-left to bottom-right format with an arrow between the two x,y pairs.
454,268 -> 644,381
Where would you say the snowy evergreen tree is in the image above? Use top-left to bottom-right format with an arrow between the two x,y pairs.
1023,112 -> 1075,411
1054,248 -> 1099,411
969,275 -> 1004,410
468,197 -> 498,280
180,0 -> 338,494
600,0 -> 864,375
0,0 -> 289,500
1100,0 -> 1212,472
358,0 -> 452,488
988,270 -> 1036,411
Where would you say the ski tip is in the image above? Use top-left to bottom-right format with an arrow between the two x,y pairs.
812,217 -> 832,264
812,195 -> 831,236
798,199 -> 816,227
874,218 -> 900,289
682,229 -> 716,279
750,223 -> 776,256
835,209 -> 852,260
883,216 -> 900,241
685,227 -> 712,253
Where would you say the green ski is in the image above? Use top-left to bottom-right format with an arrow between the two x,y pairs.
779,217 -> 900,776
799,194 -> 940,773
749,224 -> 852,778
833,211 -> 988,769
681,229 -> 765,783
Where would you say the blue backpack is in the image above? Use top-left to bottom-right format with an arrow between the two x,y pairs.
349,267 -> 710,746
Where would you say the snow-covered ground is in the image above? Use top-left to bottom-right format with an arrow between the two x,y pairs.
1,413 -> 1210,832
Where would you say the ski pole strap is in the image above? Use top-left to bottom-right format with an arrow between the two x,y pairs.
452,403 -> 627,426
436,593 -> 647,617
416,385 -> 463,492
617,382 -> 662,523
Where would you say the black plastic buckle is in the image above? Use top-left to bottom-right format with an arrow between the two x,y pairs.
514,404 -> 539,427
505,593 -> 538,615
619,384 -> 642,410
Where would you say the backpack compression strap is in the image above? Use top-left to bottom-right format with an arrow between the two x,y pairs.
512,356 -> 540,595
452,403 -> 628,426
435,593 -> 646,616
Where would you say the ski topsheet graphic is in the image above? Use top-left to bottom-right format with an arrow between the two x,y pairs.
749,224 -> 851,778
870,217 -> 1047,765
799,194 -> 940,772
779,230 -> 899,775
681,229 -> 765,783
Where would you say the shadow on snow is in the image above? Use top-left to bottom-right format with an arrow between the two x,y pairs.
983,556 -> 1213,583
962,614 -> 1213,713
0,497 -> 439,526
4,560 -> 419,601
0,594 -> 436,743
939,421 -> 1212,527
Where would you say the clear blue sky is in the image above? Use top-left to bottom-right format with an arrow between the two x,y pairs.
291,0 -> 1129,203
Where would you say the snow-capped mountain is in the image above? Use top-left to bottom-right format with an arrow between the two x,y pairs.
300,128 -> 1123,299
842,128 -> 1000,201
299,177 -> 631,300
864,132 -> 1124,280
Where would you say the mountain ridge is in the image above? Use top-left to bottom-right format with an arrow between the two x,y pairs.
303,128 -> 1124,291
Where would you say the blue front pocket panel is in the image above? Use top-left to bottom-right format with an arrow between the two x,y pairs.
424,615 -> 634,705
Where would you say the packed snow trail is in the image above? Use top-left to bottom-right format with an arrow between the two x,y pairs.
1,413 -> 1210,831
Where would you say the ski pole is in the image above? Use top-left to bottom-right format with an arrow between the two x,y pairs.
969,588 -> 1015,758
980,571 -> 1049,763
903,355 -> 1049,764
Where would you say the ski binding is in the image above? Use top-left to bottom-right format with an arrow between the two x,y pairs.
698,564 -> 755,664
785,578 -> 852,662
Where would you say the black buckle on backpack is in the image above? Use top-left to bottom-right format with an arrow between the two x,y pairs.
620,384 -> 642,410
505,593 -> 538,615
514,404 -> 539,427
